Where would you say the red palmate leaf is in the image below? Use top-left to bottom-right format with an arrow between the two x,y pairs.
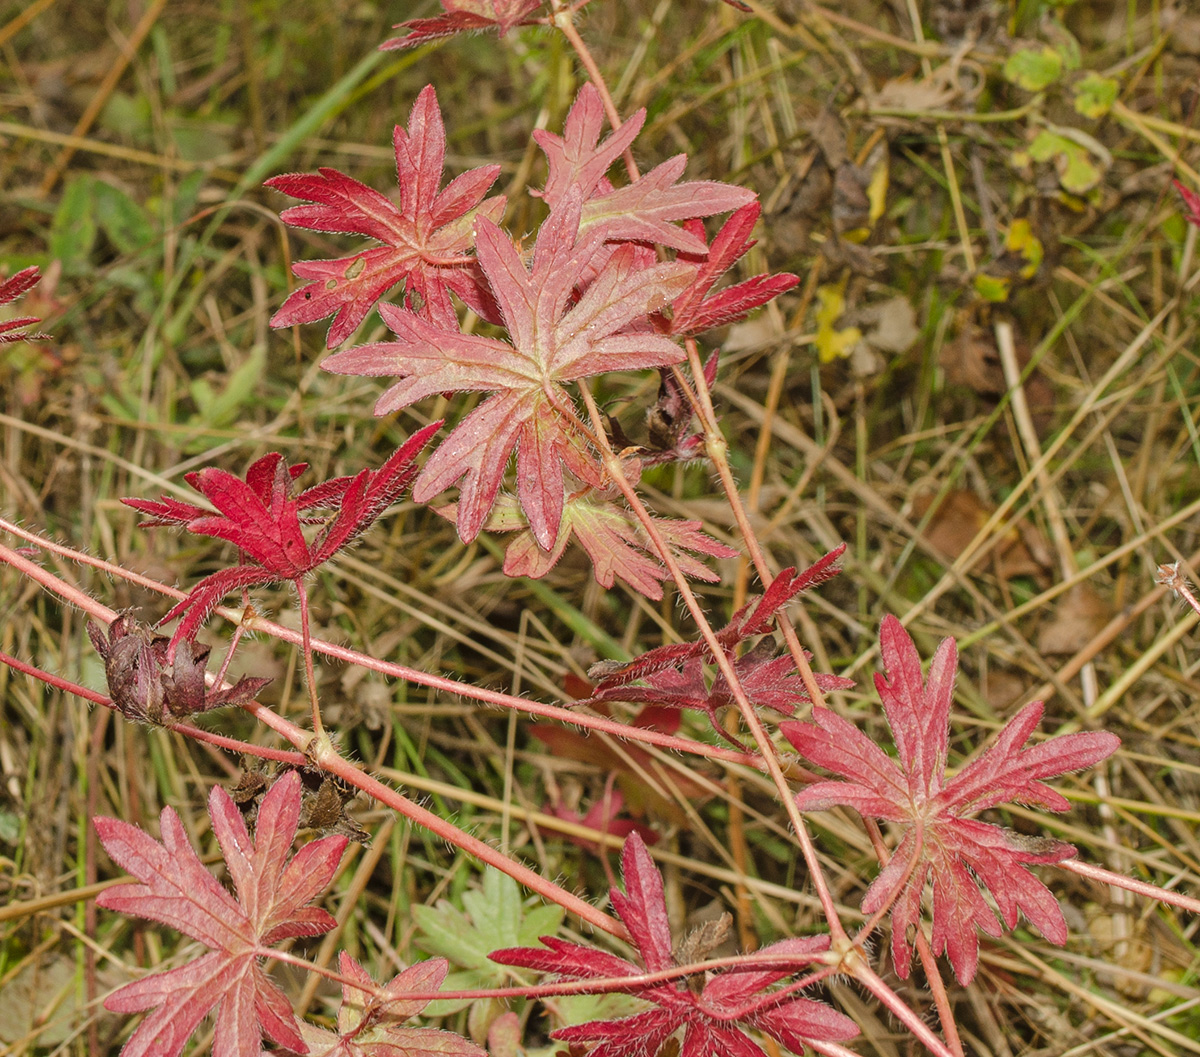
268,86 -> 505,346
270,951 -> 484,1057
323,191 -> 692,550
491,833 -> 858,1057
783,615 -> 1120,984
655,204 -> 799,336
95,772 -> 347,1057
0,265 -> 49,344
122,424 -> 438,647
533,84 -> 755,254
381,0 -> 544,49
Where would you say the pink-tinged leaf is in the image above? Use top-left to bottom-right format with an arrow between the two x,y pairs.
550,790 -> 659,855
449,489 -> 733,599
785,617 -> 1119,983
268,85 -> 504,346
324,192 -> 691,550
123,427 -> 436,649
95,772 -> 347,1057
381,0 -> 543,49
534,84 -> 757,252
1175,179 -> 1200,227
613,835 -> 674,973
272,951 -> 486,1057
587,647 -> 854,749
491,833 -> 858,1056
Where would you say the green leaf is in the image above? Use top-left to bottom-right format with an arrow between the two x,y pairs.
1004,47 -> 1063,91
50,176 -> 97,272
973,273 -> 1011,303
1073,73 -> 1118,118
412,867 -> 565,1015
1028,130 -> 1103,194
187,347 -> 265,430
92,181 -> 156,255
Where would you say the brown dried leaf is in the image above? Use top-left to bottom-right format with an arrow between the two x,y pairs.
1037,584 -> 1112,655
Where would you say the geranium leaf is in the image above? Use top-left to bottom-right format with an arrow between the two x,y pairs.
95,772 -> 347,1057
784,614 -> 1120,983
491,833 -> 858,1056
268,85 -> 504,346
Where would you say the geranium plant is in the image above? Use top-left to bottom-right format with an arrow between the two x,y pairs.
4,4 -> 1198,1057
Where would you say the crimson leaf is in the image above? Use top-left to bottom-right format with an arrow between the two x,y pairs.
122,424 -> 437,647
322,191 -> 692,550
271,951 -> 484,1057
588,645 -> 854,747
268,85 -> 505,346
381,0 -> 544,49
586,545 -> 847,692
95,771 -> 347,1057
783,614 -> 1120,984
655,204 -> 798,336
491,833 -> 858,1057
1175,178 -> 1200,228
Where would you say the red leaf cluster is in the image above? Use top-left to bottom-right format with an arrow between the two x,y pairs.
268,83 -> 798,595
381,0 -> 545,50
94,772 -> 347,1057
123,423 -> 438,647
491,833 -> 858,1057
582,547 -> 851,740
268,86 -> 504,346
783,615 -> 1120,983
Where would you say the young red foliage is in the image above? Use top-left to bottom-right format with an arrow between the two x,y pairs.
491,833 -> 858,1057
548,788 -> 658,855
533,84 -> 755,254
585,546 -> 848,704
94,772 -> 347,1057
381,0 -> 545,50
1175,178 -> 1200,228
123,423 -> 438,647
0,265 -> 48,343
783,615 -> 1120,984
267,86 -> 505,346
323,192 -> 692,550
272,950 -> 485,1057
654,204 -> 799,337
588,643 -> 853,748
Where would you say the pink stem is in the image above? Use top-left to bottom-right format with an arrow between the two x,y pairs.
0,540 -> 624,935
1060,857 -> 1200,914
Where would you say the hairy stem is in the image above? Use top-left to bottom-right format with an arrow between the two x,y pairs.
575,381 -> 847,940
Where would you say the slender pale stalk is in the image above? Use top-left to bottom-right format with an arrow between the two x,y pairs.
575,382 -> 848,941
